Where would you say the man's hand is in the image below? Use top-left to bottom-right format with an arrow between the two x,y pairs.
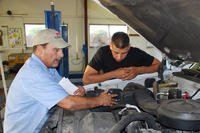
113,68 -> 130,79
74,86 -> 86,96
122,67 -> 138,80
98,91 -> 117,106
113,67 -> 138,80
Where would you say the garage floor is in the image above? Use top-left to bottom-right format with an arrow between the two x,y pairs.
0,89 -> 4,133
0,89 -> 5,109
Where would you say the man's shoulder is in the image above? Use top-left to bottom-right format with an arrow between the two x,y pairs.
130,47 -> 141,51
129,47 -> 142,53
19,58 -> 50,79
98,45 -> 109,51
96,45 -> 110,55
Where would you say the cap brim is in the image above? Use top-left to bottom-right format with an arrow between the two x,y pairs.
51,39 -> 70,48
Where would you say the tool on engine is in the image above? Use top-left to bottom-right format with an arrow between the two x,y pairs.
155,88 -> 192,102
154,58 -> 181,102
182,91 -> 190,99
158,58 -> 166,83
168,89 -> 182,99
156,90 -> 192,102
107,88 -> 122,102
86,86 -> 104,97
153,80 -> 178,102
86,87 -> 122,102
144,78 -> 156,88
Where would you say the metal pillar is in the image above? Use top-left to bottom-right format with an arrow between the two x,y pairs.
60,25 -> 69,77
44,10 -> 61,32
0,52 -> 7,99
44,3 -> 69,77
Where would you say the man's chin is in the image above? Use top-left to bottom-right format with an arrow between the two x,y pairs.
52,63 -> 59,68
115,60 -> 123,62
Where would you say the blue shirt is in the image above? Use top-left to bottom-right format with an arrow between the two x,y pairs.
4,54 -> 68,133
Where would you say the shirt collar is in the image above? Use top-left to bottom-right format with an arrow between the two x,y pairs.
31,53 -> 48,69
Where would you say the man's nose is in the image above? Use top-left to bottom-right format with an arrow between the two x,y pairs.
58,49 -> 64,57
116,54 -> 123,60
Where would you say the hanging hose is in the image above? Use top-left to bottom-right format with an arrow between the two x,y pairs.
50,1 -> 55,29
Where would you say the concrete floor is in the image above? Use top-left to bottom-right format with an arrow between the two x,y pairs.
0,89 -> 5,133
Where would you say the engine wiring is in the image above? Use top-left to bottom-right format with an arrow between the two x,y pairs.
190,88 -> 200,99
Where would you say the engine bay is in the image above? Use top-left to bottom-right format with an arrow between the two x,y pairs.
40,1 -> 200,132
41,74 -> 200,133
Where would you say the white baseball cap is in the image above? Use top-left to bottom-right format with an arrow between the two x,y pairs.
32,29 -> 70,48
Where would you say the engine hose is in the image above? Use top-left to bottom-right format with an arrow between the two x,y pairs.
108,112 -> 159,133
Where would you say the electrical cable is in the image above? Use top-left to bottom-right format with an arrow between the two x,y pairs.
190,88 -> 200,99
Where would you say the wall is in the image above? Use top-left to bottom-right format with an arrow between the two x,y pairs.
0,0 -> 87,71
0,0 -> 162,72
88,0 -> 163,62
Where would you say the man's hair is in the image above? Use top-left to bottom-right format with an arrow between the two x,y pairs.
33,43 -> 48,52
111,32 -> 130,48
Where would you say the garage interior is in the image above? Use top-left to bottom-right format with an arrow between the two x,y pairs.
1,0 -> 200,132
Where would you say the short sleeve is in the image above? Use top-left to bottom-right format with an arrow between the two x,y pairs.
89,47 -> 104,71
136,48 -> 154,66
24,70 -> 68,109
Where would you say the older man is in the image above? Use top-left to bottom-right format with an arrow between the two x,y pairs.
4,29 -> 116,133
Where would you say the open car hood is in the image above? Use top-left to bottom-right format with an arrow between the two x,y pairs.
97,0 -> 200,62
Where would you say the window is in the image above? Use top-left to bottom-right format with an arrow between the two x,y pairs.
24,24 -> 45,47
89,24 -> 127,47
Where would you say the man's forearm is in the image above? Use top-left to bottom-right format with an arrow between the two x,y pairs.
83,71 -> 116,85
57,92 -> 116,110
124,59 -> 160,80
136,58 -> 160,74
136,64 -> 159,75
57,96 -> 102,110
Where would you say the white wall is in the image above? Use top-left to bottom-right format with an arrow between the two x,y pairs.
88,0 -> 163,62
0,0 -> 87,71
0,0 -> 162,72
128,28 -> 163,61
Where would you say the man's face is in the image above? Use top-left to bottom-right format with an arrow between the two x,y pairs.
38,43 -> 64,68
110,43 -> 130,62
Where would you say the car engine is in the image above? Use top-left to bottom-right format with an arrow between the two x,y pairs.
41,81 -> 200,133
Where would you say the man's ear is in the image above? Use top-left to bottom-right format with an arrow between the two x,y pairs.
35,45 -> 44,55
109,43 -> 113,50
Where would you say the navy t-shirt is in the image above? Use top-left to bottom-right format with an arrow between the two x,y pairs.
89,45 -> 154,73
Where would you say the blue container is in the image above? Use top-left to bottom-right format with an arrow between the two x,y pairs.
44,10 -> 61,32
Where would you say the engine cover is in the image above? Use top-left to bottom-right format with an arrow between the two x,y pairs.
157,99 -> 200,131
